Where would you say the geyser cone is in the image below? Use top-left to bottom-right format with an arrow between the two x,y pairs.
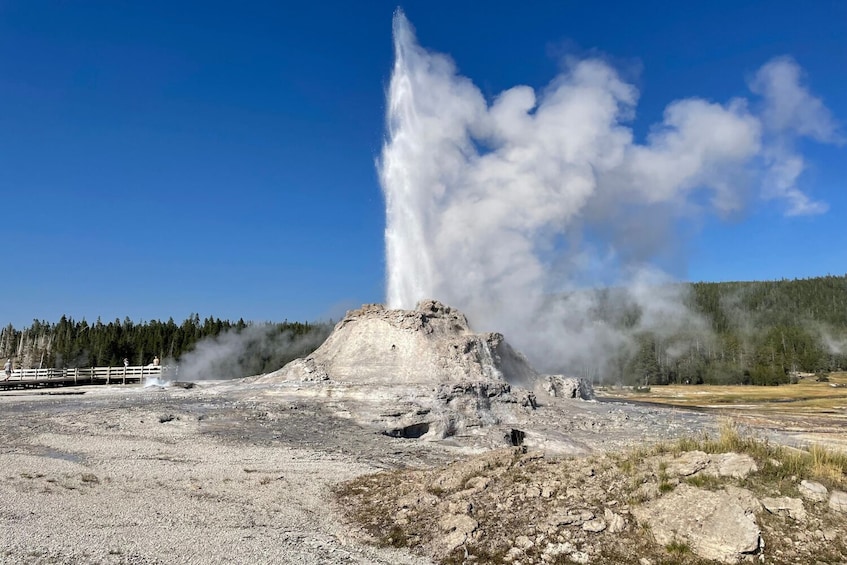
256,300 -> 539,387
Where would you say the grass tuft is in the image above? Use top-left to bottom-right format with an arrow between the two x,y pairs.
666,539 -> 691,555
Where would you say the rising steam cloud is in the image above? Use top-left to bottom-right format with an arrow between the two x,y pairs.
379,11 -> 841,376
172,324 -> 330,381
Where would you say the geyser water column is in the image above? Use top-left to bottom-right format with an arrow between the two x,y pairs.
379,10 -> 559,326
377,10 -> 839,375
379,9 -> 633,339
380,10 -> 479,311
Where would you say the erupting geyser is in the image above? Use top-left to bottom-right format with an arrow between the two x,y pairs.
254,10 -> 837,447
379,10 -> 839,377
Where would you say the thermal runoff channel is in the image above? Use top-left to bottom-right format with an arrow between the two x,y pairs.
378,10 -> 840,376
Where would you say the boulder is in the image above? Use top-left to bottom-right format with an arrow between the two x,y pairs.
632,485 -> 761,563
723,485 -> 762,514
541,374 -> 595,400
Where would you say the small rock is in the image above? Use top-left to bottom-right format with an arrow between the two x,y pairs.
543,542 -> 574,556
712,452 -> 758,479
439,513 -> 477,533
551,509 -> 594,526
569,551 -> 589,564
604,508 -> 626,533
634,482 -> 659,501
799,480 -> 828,502
514,535 -> 534,550
447,501 -> 472,515
505,547 -> 523,561
828,490 -> 847,513
639,559 -> 653,565
158,414 -> 176,423
171,381 -> 195,389
465,476 -> 491,492
666,450 -> 709,476
761,497 -> 806,521
438,514 -> 478,553
582,519 -> 606,533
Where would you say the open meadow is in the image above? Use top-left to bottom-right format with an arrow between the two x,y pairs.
598,372 -> 847,452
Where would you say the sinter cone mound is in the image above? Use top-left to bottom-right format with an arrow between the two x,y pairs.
257,299 -> 540,387
255,299 -> 592,401
251,300 -> 592,449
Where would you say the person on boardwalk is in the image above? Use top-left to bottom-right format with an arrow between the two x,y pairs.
123,358 -> 129,369
3,359 -> 11,381
152,356 -> 160,367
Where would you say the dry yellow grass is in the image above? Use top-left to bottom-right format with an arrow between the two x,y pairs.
599,371 -> 847,411
597,372 -> 847,451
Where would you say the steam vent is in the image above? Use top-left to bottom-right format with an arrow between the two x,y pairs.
254,300 -> 593,448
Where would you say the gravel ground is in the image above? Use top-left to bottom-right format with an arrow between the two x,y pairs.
0,381 -> 809,564
0,385 -> 442,565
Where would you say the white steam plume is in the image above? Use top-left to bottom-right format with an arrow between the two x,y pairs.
379,11 -> 841,376
170,324 -> 329,381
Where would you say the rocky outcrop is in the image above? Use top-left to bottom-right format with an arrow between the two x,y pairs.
338,445 -> 847,565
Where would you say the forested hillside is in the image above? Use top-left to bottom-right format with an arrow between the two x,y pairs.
617,275 -> 847,385
0,315 -> 331,377
2,274 -> 845,384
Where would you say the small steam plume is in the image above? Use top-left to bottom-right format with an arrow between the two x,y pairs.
380,10 -> 841,377
170,324 -> 330,382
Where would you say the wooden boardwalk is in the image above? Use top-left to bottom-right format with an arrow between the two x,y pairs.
0,365 -> 169,390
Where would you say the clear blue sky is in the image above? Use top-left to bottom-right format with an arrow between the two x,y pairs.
1,1 -> 844,327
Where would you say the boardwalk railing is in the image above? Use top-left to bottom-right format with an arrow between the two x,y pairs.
1,365 -> 170,388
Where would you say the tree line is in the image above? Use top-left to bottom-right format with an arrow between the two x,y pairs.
0,314 -> 331,376
2,274 -> 845,385
610,275 -> 847,386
